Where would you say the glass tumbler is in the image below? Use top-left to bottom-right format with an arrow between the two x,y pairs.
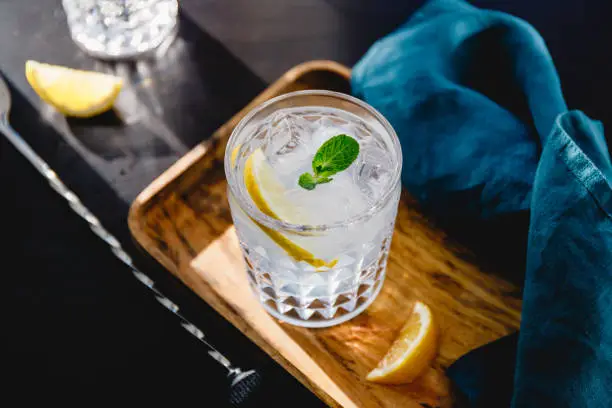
62,0 -> 179,59
225,91 -> 402,328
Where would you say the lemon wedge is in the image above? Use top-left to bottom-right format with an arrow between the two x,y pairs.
25,60 -> 122,118
243,148 -> 336,268
366,301 -> 438,384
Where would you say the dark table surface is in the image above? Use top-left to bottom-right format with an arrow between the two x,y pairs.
3,0 -> 612,406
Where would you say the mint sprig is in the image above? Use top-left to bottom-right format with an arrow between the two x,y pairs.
298,134 -> 360,190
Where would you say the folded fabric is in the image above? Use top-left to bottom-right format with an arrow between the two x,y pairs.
352,0 -> 566,220
352,0 -> 612,406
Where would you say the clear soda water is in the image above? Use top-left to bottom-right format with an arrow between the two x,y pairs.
62,0 -> 178,59
226,91 -> 402,328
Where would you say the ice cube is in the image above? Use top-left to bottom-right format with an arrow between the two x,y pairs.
261,111 -> 315,186
263,111 -> 313,159
284,171 -> 368,225
354,141 -> 393,201
311,116 -> 358,150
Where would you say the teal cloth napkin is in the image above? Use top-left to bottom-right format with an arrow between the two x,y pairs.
352,0 -> 612,406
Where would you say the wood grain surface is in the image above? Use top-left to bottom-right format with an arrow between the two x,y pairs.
128,61 -> 522,407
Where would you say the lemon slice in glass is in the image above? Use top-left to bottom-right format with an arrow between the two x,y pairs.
243,148 -> 336,268
25,60 -> 122,118
367,301 -> 439,384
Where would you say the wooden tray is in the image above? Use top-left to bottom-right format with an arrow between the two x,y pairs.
128,61 -> 522,408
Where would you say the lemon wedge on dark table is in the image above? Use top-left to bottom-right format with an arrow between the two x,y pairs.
25,60 -> 122,118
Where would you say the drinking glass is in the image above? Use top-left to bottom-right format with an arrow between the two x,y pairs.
225,90 -> 402,328
62,0 -> 179,59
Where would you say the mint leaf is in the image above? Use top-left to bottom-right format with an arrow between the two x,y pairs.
298,134 -> 360,190
312,134 -> 360,176
298,173 -> 317,190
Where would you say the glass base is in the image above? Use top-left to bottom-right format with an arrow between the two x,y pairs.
245,237 -> 391,328
70,21 -> 178,60
260,276 -> 385,328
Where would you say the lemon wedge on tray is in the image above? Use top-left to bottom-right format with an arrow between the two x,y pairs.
25,60 -> 122,118
243,148 -> 336,268
367,301 -> 439,384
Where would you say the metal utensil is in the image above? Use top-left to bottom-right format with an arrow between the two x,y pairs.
0,74 -> 259,405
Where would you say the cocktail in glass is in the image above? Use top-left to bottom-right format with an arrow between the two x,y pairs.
225,90 -> 402,328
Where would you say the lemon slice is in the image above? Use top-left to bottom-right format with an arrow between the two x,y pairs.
244,148 -> 336,268
25,60 -> 122,118
366,301 -> 438,384
245,148 -> 310,224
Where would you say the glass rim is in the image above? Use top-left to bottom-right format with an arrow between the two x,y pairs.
225,90 -> 402,233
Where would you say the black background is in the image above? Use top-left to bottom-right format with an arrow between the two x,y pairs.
3,1 -> 611,406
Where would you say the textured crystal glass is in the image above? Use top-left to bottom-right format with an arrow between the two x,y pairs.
225,91 -> 402,327
62,0 -> 178,59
